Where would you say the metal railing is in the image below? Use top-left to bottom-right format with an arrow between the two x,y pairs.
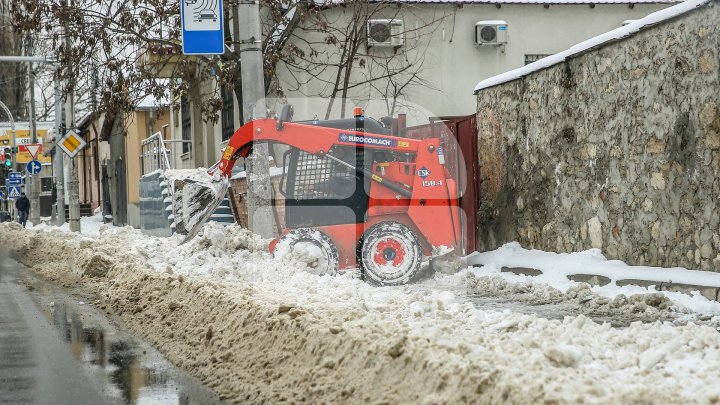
140,133 -> 192,175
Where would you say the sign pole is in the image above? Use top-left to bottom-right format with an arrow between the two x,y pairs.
27,35 -> 41,226
54,78 -> 65,225
65,0 -> 80,232
235,0 -> 274,238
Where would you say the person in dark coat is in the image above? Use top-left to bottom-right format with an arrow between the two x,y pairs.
15,192 -> 30,228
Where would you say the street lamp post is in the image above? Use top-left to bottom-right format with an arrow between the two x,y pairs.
0,100 -> 16,216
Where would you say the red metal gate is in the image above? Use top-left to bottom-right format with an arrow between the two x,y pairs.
406,115 -> 479,254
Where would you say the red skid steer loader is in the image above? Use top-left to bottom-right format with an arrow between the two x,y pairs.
172,106 -> 463,285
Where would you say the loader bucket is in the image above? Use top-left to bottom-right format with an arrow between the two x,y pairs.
167,170 -> 229,243
429,247 -> 466,275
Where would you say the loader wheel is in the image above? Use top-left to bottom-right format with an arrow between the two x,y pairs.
275,228 -> 339,276
359,221 -> 423,286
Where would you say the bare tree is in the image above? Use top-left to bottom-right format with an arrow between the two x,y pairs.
0,0 -> 27,120
11,0 -> 445,125
10,0 -> 328,127
281,1 -> 447,119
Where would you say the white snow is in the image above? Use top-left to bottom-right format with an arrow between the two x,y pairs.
473,0 -> 711,93
28,212 -> 115,236
465,242 -> 720,314
467,242 -> 720,287
6,220 -> 720,401
164,167 -> 219,185
328,0 -> 676,4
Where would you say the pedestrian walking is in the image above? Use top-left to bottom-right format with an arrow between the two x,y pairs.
15,192 -> 30,228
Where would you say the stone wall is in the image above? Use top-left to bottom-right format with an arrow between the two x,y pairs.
475,1 -> 720,270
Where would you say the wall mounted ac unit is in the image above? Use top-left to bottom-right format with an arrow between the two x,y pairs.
367,19 -> 404,48
475,20 -> 508,46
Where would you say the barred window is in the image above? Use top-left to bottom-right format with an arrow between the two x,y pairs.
180,95 -> 191,154
221,87 -> 234,142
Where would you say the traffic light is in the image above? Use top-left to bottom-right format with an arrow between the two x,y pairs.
3,147 -> 11,169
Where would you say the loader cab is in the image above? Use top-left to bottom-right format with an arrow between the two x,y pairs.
279,116 -> 390,227
281,145 -> 392,228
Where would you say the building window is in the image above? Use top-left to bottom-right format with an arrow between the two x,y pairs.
525,54 -> 551,65
180,95 -> 191,154
221,87 -> 234,142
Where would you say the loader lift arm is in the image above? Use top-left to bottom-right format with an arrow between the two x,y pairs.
171,117 -> 427,243
216,118 -> 422,178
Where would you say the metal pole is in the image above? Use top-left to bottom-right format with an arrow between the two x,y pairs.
235,0 -> 274,238
65,81 -> 80,232
0,100 -> 16,219
27,39 -> 41,226
54,78 -> 65,225
65,0 -> 80,232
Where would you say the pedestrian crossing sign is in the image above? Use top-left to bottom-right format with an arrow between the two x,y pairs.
8,185 -> 21,199
58,129 -> 87,158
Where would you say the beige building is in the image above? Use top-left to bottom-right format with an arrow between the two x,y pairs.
78,106 -> 169,228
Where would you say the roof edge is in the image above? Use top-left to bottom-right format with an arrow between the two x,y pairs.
473,0 -> 713,94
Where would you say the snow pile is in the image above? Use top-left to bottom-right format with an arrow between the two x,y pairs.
28,212 -> 113,236
466,242 -> 720,315
164,167 -> 219,185
4,223 -> 720,403
135,222 -> 275,280
463,273 -> 681,326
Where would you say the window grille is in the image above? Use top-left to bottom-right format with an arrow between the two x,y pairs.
292,147 -> 360,200
221,87 -> 234,141
180,95 -> 191,154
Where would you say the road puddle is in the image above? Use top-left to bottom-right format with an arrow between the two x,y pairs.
27,277 -> 225,405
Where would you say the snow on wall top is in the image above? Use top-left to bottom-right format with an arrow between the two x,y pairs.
473,0 -> 711,93
321,0 -> 677,5
385,0 -> 676,3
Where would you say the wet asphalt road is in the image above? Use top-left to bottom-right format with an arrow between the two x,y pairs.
0,252 -> 225,405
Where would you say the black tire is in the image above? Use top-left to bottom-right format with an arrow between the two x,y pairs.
274,228 -> 339,276
358,221 -> 423,286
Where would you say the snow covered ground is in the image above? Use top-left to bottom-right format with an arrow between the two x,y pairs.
3,220 -> 720,403
466,243 -> 720,317
28,212 -> 109,236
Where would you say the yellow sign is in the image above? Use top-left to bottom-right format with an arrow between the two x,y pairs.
58,129 -> 87,158
63,135 -> 81,151
0,130 -> 51,164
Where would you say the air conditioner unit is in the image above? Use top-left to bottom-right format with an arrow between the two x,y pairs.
475,20 -> 508,46
367,19 -> 404,48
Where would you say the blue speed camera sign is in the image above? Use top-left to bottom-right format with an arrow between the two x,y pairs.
180,0 -> 224,55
